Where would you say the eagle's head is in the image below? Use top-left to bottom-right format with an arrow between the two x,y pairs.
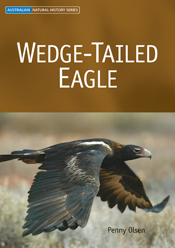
120,145 -> 152,161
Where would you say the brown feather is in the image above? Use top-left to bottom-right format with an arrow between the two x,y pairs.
97,162 -> 153,213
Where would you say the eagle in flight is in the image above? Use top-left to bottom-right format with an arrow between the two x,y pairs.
0,138 -> 169,236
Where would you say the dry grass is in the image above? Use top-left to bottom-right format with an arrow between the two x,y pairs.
0,185 -> 174,248
0,113 -> 174,247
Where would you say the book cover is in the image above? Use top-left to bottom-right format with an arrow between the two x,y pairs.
0,1 -> 174,247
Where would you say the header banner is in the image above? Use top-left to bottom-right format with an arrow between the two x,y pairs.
1,0 -> 175,112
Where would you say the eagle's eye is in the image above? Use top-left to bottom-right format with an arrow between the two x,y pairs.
133,147 -> 141,153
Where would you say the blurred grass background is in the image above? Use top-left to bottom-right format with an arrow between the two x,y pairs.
0,113 -> 174,247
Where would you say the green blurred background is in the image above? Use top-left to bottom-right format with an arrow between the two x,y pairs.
1,112 -> 175,135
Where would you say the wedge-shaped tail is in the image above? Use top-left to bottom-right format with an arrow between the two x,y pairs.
0,150 -> 45,164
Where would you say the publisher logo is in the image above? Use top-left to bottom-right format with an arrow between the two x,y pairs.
5,6 -> 80,14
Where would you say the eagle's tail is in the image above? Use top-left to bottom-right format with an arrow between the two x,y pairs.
0,150 -> 45,164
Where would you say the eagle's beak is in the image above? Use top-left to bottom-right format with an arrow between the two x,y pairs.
138,148 -> 152,159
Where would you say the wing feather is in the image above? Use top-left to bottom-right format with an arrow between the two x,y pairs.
97,161 -> 169,213
22,146 -> 109,236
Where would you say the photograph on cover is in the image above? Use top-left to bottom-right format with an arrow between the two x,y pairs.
0,113 -> 173,247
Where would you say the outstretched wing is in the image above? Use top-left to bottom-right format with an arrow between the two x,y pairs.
97,161 -> 169,213
22,145 -> 109,237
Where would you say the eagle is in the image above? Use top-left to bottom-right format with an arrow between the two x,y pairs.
0,138 -> 169,237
